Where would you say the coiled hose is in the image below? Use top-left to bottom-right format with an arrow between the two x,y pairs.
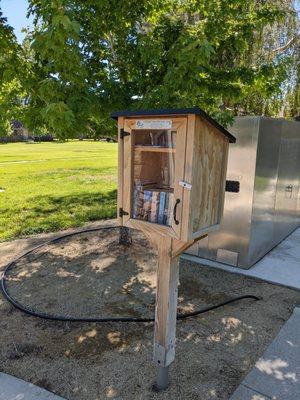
0,226 -> 259,323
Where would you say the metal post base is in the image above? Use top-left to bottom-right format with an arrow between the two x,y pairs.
119,226 -> 132,246
152,366 -> 169,391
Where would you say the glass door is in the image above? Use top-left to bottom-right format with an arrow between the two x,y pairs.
123,118 -> 187,239
132,129 -> 176,226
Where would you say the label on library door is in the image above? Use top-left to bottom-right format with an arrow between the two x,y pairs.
135,120 -> 172,130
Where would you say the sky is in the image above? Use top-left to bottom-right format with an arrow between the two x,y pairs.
1,0 -> 33,43
1,0 -> 300,44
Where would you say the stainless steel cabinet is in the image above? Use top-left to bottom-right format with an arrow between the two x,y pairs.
274,122 -> 300,241
187,117 -> 300,269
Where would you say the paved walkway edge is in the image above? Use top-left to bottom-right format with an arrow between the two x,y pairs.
182,227 -> 300,291
229,307 -> 300,400
0,372 -> 66,400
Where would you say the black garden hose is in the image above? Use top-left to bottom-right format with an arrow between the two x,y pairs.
0,226 -> 260,323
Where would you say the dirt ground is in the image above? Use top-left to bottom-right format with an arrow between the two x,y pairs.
0,224 -> 299,400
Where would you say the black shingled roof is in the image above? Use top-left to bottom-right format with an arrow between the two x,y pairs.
110,107 -> 236,143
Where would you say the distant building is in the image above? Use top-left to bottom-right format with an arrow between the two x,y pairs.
0,121 -> 53,143
11,120 -> 30,141
0,120 -> 30,143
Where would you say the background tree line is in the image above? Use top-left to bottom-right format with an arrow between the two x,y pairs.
0,0 -> 299,140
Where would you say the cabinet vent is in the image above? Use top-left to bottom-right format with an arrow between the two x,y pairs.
226,180 -> 240,193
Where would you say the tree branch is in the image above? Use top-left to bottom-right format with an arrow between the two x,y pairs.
271,36 -> 298,55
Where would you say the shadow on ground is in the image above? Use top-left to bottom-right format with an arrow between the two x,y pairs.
0,227 -> 299,400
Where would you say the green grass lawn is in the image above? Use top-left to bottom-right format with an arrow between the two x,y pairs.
0,141 -> 117,241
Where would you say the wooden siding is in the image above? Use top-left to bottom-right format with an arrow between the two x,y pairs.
190,116 -> 228,236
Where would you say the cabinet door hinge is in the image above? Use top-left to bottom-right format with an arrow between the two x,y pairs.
120,128 -> 130,139
119,208 -> 129,218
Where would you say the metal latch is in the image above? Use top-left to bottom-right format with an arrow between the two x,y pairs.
120,128 -> 130,139
119,208 -> 129,218
179,180 -> 192,190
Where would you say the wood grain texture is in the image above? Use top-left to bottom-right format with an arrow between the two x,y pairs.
122,119 -> 133,224
170,119 -> 187,238
124,218 -> 179,240
190,116 -> 229,237
180,114 -> 196,241
117,117 -> 124,226
171,234 -> 207,258
133,151 -> 174,190
134,146 -> 175,153
153,235 -> 204,366
154,237 -> 179,367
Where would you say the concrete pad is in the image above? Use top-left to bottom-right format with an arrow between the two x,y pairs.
182,228 -> 300,291
0,373 -> 66,400
230,384 -> 271,399
230,307 -> 300,400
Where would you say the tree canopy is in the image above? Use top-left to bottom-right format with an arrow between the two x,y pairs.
0,10 -> 24,135
0,0 -> 299,138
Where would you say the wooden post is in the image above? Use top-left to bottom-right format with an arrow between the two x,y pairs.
153,237 -> 179,390
119,226 -> 132,246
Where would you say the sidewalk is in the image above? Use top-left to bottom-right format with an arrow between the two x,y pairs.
183,227 -> 300,291
230,307 -> 300,400
0,373 -> 66,400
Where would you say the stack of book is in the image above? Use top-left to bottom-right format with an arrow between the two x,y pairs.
133,186 -> 174,226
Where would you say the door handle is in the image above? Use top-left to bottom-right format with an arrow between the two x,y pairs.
173,199 -> 180,225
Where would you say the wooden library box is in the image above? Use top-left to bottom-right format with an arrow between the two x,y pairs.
111,108 -> 236,243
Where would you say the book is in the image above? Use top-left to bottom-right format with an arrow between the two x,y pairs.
133,186 -> 144,219
150,191 -> 160,223
143,190 -> 153,221
166,193 -> 174,226
133,183 -> 174,225
158,191 -> 166,224
163,193 -> 169,225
